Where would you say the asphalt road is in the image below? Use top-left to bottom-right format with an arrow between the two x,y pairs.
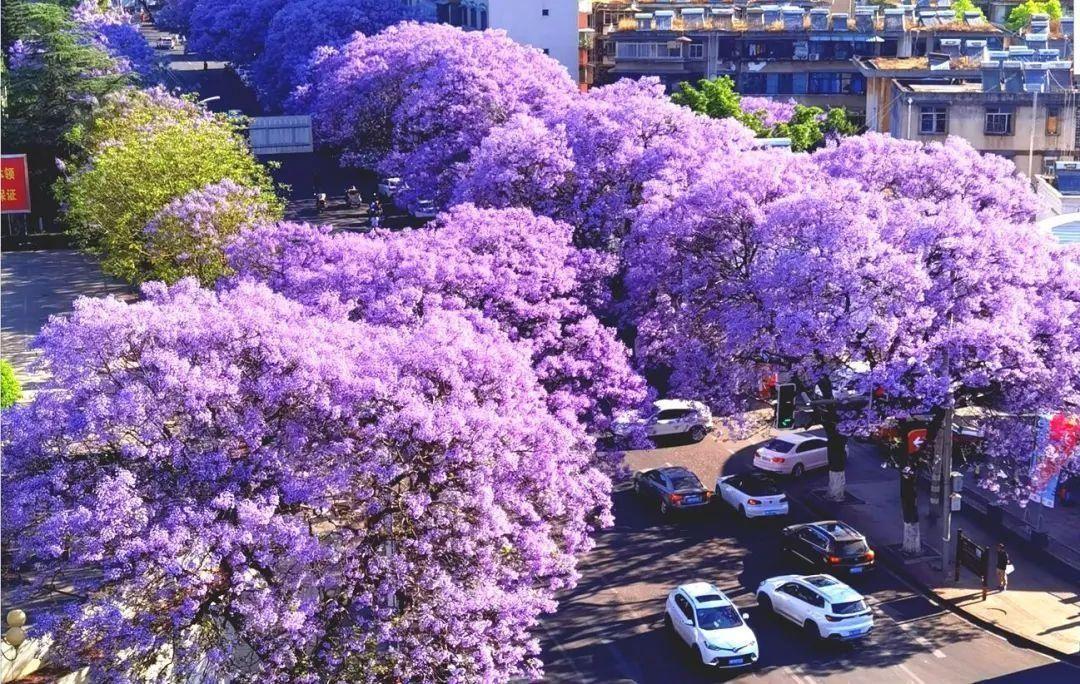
538,433 -> 1078,683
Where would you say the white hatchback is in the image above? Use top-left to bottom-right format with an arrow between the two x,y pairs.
715,473 -> 789,518
753,432 -> 829,478
756,574 -> 873,642
612,399 -> 713,442
665,582 -> 759,669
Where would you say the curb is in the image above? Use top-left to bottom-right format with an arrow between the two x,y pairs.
793,488 -> 1080,667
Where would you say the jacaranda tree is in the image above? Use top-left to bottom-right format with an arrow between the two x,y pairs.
143,178 -> 282,285
226,205 -> 648,469
2,278 -> 612,682
186,0 -> 288,65
251,0 -> 417,110
72,0 -> 158,81
303,21 -> 578,210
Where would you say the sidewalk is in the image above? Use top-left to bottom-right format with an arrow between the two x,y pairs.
792,441 -> 1080,661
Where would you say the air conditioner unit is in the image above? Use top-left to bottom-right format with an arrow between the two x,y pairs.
809,53 -> 821,61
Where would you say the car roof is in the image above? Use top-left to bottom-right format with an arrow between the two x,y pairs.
653,399 -> 702,411
800,575 -> 863,604
658,466 -> 698,479
808,520 -> 864,541
772,431 -> 824,444
679,582 -> 732,607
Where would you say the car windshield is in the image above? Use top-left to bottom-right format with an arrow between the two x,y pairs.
696,605 -> 742,630
740,478 -> 781,496
671,475 -> 702,490
832,599 -> 868,615
836,540 -> 869,555
764,439 -> 795,453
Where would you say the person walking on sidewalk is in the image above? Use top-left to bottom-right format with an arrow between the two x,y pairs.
996,543 -> 1013,592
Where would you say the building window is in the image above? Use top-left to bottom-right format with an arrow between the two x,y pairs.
542,9 -> 549,17
920,106 -> 948,135
984,107 -> 1014,135
1046,106 -> 1060,136
741,73 -> 768,94
688,43 -> 704,60
746,42 -> 766,58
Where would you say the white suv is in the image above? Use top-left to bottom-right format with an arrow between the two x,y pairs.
612,400 -> 713,442
665,582 -> 759,669
753,432 -> 828,478
756,574 -> 873,641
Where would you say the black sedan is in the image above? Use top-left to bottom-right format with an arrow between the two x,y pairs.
633,466 -> 712,516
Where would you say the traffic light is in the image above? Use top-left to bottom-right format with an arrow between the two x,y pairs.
776,383 -> 796,429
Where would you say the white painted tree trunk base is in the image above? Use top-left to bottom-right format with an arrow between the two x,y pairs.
902,522 -> 921,555
827,471 -> 846,501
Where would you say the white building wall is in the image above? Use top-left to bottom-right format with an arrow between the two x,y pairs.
488,0 -> 580,79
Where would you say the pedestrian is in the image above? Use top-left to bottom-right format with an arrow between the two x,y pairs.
996,542 -> 1013,592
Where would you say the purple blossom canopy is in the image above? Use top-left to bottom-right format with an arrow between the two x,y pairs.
739,96 -> 797,127
2,277 -> 611,682
226,205 -> 648,459
186,0 -> 289,65
303,22 -> 578,209
251,0 -> 420,109
73,1 -> 159,80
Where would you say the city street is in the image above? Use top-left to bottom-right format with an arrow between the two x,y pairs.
538,434 -> 1080,683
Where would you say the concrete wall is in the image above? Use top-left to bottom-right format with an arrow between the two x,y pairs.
489,0 -> 580,79
892,96 -> 1077,177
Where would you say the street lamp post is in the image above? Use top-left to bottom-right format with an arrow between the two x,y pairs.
2,609 -> 27,659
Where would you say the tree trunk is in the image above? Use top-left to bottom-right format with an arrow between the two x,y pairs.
900,460 -> 921,555
818,377 -> 847,501
828,470 -> 846,501
903,522 -> 921,555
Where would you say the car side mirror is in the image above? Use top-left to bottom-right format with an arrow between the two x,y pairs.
683,618 -> 694,627
741,612 -> 750,621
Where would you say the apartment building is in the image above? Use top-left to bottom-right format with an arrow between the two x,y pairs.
595,2 -> 1004,119
885,13 -> 1075,178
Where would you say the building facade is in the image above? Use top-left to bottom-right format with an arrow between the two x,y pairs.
434,0 -> 583,79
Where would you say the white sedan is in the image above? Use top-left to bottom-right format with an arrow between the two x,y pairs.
377,177 -> 405,197
753,432 -> 829,478
714,473 -> 789,518
665,582 -> 759,669
756,574 -> 873,641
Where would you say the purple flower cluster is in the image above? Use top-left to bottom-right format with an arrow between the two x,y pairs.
72,0 -> 158,81
3,273 -> 615,682
144,179 -> 276,284
739,96 -> 797,127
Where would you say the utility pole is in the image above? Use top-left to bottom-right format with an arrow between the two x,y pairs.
940,406 -> 955,581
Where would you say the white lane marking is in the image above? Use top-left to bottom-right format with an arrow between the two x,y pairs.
664,462 -> 673,467
894,616 -> 946,658
897,663 -> 927,684
783,666 -> 807,684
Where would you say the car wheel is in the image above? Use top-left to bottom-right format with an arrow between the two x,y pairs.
791,463 -> 806,478
757,594 -> 772,614
634,479 -> 641,495
689,425 -> 706,442
739,504 -> 747,518
691,644 -> 704,666
804,620 -> 820,640
660,499 -> 670,516
664,613 -> 673,631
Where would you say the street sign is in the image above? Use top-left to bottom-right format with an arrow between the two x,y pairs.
907,428 -> 928,455
248,115 -> 313,155
954,529 -> 989,600
1,154 -> 31,214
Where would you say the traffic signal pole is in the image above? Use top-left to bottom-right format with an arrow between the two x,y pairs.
940,407 -> 955,580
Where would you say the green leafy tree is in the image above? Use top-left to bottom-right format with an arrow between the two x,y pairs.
58,88 -> 281,283
0,360 -> 23,409
1006,0 -> 1062,31
951,0 -> 984,20
674,76 -> 861,152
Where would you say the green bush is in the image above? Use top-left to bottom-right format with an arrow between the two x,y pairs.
1,360 -> 23,409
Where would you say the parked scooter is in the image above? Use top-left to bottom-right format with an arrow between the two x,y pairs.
345,185 -> 362,208
315,192 -> 328,214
